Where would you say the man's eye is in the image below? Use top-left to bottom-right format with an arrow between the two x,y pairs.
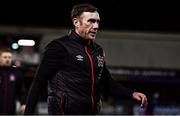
89,19 -> 96,23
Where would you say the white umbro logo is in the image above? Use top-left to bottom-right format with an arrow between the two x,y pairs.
76,55 -> 84,61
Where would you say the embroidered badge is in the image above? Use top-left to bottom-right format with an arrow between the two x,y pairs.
97,55 -> 104,67
10,74 -> 16,81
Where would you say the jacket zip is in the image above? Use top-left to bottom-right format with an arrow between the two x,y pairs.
85,46 -> 95,112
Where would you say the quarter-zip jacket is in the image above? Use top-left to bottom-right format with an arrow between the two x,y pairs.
0,66 -> 26,114
24,30 -> 134,115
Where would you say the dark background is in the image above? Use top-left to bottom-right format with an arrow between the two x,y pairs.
0,0 -> 180,33
0,1 -> 180,114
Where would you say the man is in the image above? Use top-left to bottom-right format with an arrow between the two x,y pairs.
0,48 -> 26,114
24,3 -> 147,115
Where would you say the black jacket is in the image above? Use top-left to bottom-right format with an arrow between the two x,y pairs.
24,30 -> 134,115
0,66 -> 26,114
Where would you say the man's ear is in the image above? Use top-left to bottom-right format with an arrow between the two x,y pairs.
72,18 -> 80,27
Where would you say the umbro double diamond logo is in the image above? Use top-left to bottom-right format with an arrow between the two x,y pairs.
76,55 -> 84,61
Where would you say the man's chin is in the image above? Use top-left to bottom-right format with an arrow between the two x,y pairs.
90,38 -> 95,40
89,36 -> 96,40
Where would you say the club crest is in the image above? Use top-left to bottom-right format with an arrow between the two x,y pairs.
10,74 -> 16,81
97,55 -> 104,67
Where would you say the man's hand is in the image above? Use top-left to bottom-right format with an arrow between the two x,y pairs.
132,92 -> 148,109
20,104 -> 26,114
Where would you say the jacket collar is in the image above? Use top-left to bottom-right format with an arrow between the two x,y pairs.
68,29 -> 93,46
0,66 -> 13,70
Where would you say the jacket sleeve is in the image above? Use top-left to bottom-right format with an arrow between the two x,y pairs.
99,62 -> 134,99
24,40 -> 67,114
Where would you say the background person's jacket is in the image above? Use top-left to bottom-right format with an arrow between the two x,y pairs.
24,30 -> 134,115
0,66 -> 26,114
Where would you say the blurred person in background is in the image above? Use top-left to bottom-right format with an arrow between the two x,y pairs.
24,3 -> 147,115
0,48 -> 26,114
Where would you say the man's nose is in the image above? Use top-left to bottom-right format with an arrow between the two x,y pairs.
93,22 -> 99,30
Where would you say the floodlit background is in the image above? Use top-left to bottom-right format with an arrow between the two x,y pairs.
0,1 -> 180,115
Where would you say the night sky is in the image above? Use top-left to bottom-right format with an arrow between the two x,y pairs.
0,1 -> 180,33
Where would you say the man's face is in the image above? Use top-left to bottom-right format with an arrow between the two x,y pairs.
0,52 -> 12,67
73,11 -> 100,40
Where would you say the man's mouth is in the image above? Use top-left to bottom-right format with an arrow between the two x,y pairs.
90,32 -> 96,35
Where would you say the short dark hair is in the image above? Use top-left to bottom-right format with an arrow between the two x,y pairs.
0,48 -> 11,56
71,3 -> 97,19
